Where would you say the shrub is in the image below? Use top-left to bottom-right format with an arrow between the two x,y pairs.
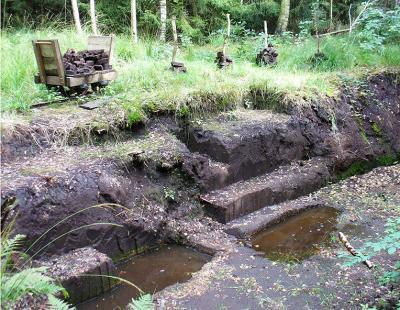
357,5 -> 400,50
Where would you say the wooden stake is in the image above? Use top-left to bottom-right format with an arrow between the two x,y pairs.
171,16 -> 178,63
264,20 -> 268,48
338,232 -> 374,269
222,13 -> 231,58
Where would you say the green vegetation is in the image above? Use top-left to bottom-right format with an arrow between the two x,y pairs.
1,27 -> 399,114
336,153 -> 400,180
1,231 -> 70,309
128,294 -> 154,310
0,204 -> 153,309
340,217 -> 400,308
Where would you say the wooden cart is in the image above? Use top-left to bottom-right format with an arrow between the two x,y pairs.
33,35 -> 117,95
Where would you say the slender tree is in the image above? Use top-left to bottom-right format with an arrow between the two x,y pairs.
159,0 -> 167,42
89,0 -> 98,35
131,0 -> 138,43
275,0 -> 290,33
71,0 -> 82,35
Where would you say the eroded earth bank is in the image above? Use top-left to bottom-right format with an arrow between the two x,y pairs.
1,70 -> 399,309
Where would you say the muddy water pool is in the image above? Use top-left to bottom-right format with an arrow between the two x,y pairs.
251,207 -> 340,262
79,245 -> 210,309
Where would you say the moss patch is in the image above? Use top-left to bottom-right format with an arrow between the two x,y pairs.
336,153 -> 400,180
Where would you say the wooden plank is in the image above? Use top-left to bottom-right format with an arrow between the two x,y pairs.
34,74 -> 62,85
46,76 -> 64,85
40,44 -> 56,57
32,39 -> 65,86
87,35 -> 115,63
66,70 -> 117,87
43,57 -> 58,70
52,40 -> 65,85
32,41 -> 47,83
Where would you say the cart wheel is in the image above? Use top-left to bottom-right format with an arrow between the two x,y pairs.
74,84 -> 90,96
92,81 -> 110,92
46,85 -> 70,97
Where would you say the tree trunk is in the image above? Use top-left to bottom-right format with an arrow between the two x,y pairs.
89,0 -> 98,35
71,0 -> 82,35
275,0 -> 290,33
171,16 -> 178,63
131,0 -> 138,44
159,0 -> 167,42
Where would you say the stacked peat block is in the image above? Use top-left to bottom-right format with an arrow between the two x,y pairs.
256,44 -> 278,66
216,52 -> 233,69
171,61 -> 187,73
63,49 -> 111,76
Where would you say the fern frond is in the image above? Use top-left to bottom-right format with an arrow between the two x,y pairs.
1,267 -> 66,303
47,294 -> 74,310
1,234 -> 26,259
128,294 -> 154,310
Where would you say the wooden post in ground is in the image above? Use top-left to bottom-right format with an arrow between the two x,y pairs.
171,16 -> 178,63
264,20 -> 268,48
170,17 -> 187,72
222,13 -> 231,59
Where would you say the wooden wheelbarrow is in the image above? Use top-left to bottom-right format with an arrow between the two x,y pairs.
33,35 -> 118,96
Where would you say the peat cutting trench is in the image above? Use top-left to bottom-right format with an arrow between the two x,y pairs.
1,70 -> 400,309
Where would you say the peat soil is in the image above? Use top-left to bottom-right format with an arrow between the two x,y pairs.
1,70 -> 399,308
157,164 -> 400,309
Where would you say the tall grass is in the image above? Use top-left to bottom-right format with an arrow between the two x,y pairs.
1,28 -> 399,112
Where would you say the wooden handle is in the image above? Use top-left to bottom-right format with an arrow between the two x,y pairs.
264,20 -> 268,48
171,16 -> 178,43
171,16 -> 178,63
226,14 -> 231,37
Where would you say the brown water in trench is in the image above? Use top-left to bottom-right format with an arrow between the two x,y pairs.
78,245 -> 210,310
251,207 -> 339,262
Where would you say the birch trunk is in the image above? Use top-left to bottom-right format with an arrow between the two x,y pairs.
275,0 -> 290,33
89,0 -> 98,35
71,0 -> 82,35
171,16 -> 178,63
131,0 -> 138,44
159,0 -> 167,42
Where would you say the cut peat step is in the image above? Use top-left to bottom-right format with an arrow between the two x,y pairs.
201,157 -> 332,223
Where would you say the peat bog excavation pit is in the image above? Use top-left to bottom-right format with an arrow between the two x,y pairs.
1,70 -> 400,309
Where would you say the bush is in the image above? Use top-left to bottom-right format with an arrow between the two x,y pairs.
357,5 -> 400,50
